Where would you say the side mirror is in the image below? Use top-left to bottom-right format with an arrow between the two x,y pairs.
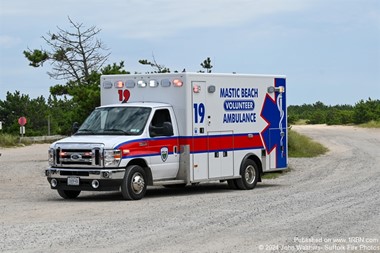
72,122 -> 79,135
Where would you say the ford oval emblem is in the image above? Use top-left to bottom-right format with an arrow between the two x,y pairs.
71,154 -> 82,160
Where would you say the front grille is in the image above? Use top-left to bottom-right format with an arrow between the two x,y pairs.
53,143 -> 104,168
60,149 -> 94,165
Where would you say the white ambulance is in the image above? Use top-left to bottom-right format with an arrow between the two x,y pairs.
45,73 -> 287,200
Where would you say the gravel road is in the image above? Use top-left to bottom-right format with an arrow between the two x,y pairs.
0,125 -> 379,253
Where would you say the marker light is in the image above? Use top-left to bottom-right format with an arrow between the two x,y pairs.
173,79 -> 183,87
193,84 -> 201,93
114,81 -> 124,88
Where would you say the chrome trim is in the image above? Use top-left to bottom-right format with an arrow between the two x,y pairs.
46,168 -> 125,180
51,143 -> 104,168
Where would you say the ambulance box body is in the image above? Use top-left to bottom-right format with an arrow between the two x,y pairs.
46,73 -> 287,200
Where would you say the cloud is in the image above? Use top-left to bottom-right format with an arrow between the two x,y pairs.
1,0 -> 315,39
0,35 -> 21,48
99,0 -> 314,39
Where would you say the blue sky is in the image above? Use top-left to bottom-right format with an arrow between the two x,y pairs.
0,0 -> 379,105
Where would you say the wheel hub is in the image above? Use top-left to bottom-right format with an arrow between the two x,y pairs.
245,165 -> 256,184
131,173 -> 145,194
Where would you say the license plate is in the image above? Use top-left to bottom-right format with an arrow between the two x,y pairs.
67,177 -> 80,186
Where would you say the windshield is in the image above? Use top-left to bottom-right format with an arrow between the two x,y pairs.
76,106 -> 151,135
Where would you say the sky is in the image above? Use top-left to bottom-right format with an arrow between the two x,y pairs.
0,0 -> 379,105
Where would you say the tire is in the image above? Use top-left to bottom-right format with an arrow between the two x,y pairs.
57,189 -> 81,199
227,179 -> 239,189
236,159 -> 259,190
121,165 -> 147,200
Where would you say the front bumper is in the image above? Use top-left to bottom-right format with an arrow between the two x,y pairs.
45,167 -> 125,191
46,167 -> 125,179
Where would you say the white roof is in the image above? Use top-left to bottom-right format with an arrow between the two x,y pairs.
98,102 -> 172,109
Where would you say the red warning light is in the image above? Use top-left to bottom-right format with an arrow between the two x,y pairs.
173,79 -> 183,87
193,84 -> 200,93
115,81 -> 124,88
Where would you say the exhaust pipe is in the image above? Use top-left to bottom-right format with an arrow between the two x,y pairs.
91,180 -> 100,189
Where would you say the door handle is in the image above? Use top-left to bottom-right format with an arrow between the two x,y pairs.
139,141 -> 147,147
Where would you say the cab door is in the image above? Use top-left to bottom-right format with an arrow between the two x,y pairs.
148,108 -> 179,180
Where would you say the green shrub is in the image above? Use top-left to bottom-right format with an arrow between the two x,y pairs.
0,133 -> 18,147
359,120 -> 380,128
288,129 -> 328,157
0,134 -> 32,147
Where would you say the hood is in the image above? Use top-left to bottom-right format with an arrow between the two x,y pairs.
51,135 -> 140,149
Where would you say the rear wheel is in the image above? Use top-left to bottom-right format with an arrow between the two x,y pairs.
121,165 -> 147,200
57,189 -> 81,199
236,159 -> 259,190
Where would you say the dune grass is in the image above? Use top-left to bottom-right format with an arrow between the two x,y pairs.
359,120 -> 380,128
288,129 -> 328,158
0,133 -> 32,147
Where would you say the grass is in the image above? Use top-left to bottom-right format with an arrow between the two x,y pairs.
359,120 -> 380,128
0,133 -> 32,147
293,119 -> 309,125
288,129 -> 328,158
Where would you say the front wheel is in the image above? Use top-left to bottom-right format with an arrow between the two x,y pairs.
121,165 -> 147,200
236,159 -> 259,190
57,189 -> 81,199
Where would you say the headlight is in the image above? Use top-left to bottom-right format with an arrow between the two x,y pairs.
104,149 -> 121,167
48,148 -> 54,166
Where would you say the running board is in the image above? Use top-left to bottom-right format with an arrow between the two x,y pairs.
153,180 -> 186,186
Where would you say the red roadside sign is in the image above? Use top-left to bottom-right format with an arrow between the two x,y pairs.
18,117 -> 27,126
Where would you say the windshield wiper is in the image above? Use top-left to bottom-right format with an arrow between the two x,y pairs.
103,128 -> 129,135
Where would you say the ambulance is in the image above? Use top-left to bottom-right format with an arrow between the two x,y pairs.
45,73 -> 287,200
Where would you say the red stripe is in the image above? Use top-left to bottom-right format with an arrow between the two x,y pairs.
118,134 -> 263,157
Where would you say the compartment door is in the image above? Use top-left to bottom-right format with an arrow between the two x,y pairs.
208,131 -> 234,178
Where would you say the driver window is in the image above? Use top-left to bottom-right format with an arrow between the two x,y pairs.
149,109 -> 173,137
